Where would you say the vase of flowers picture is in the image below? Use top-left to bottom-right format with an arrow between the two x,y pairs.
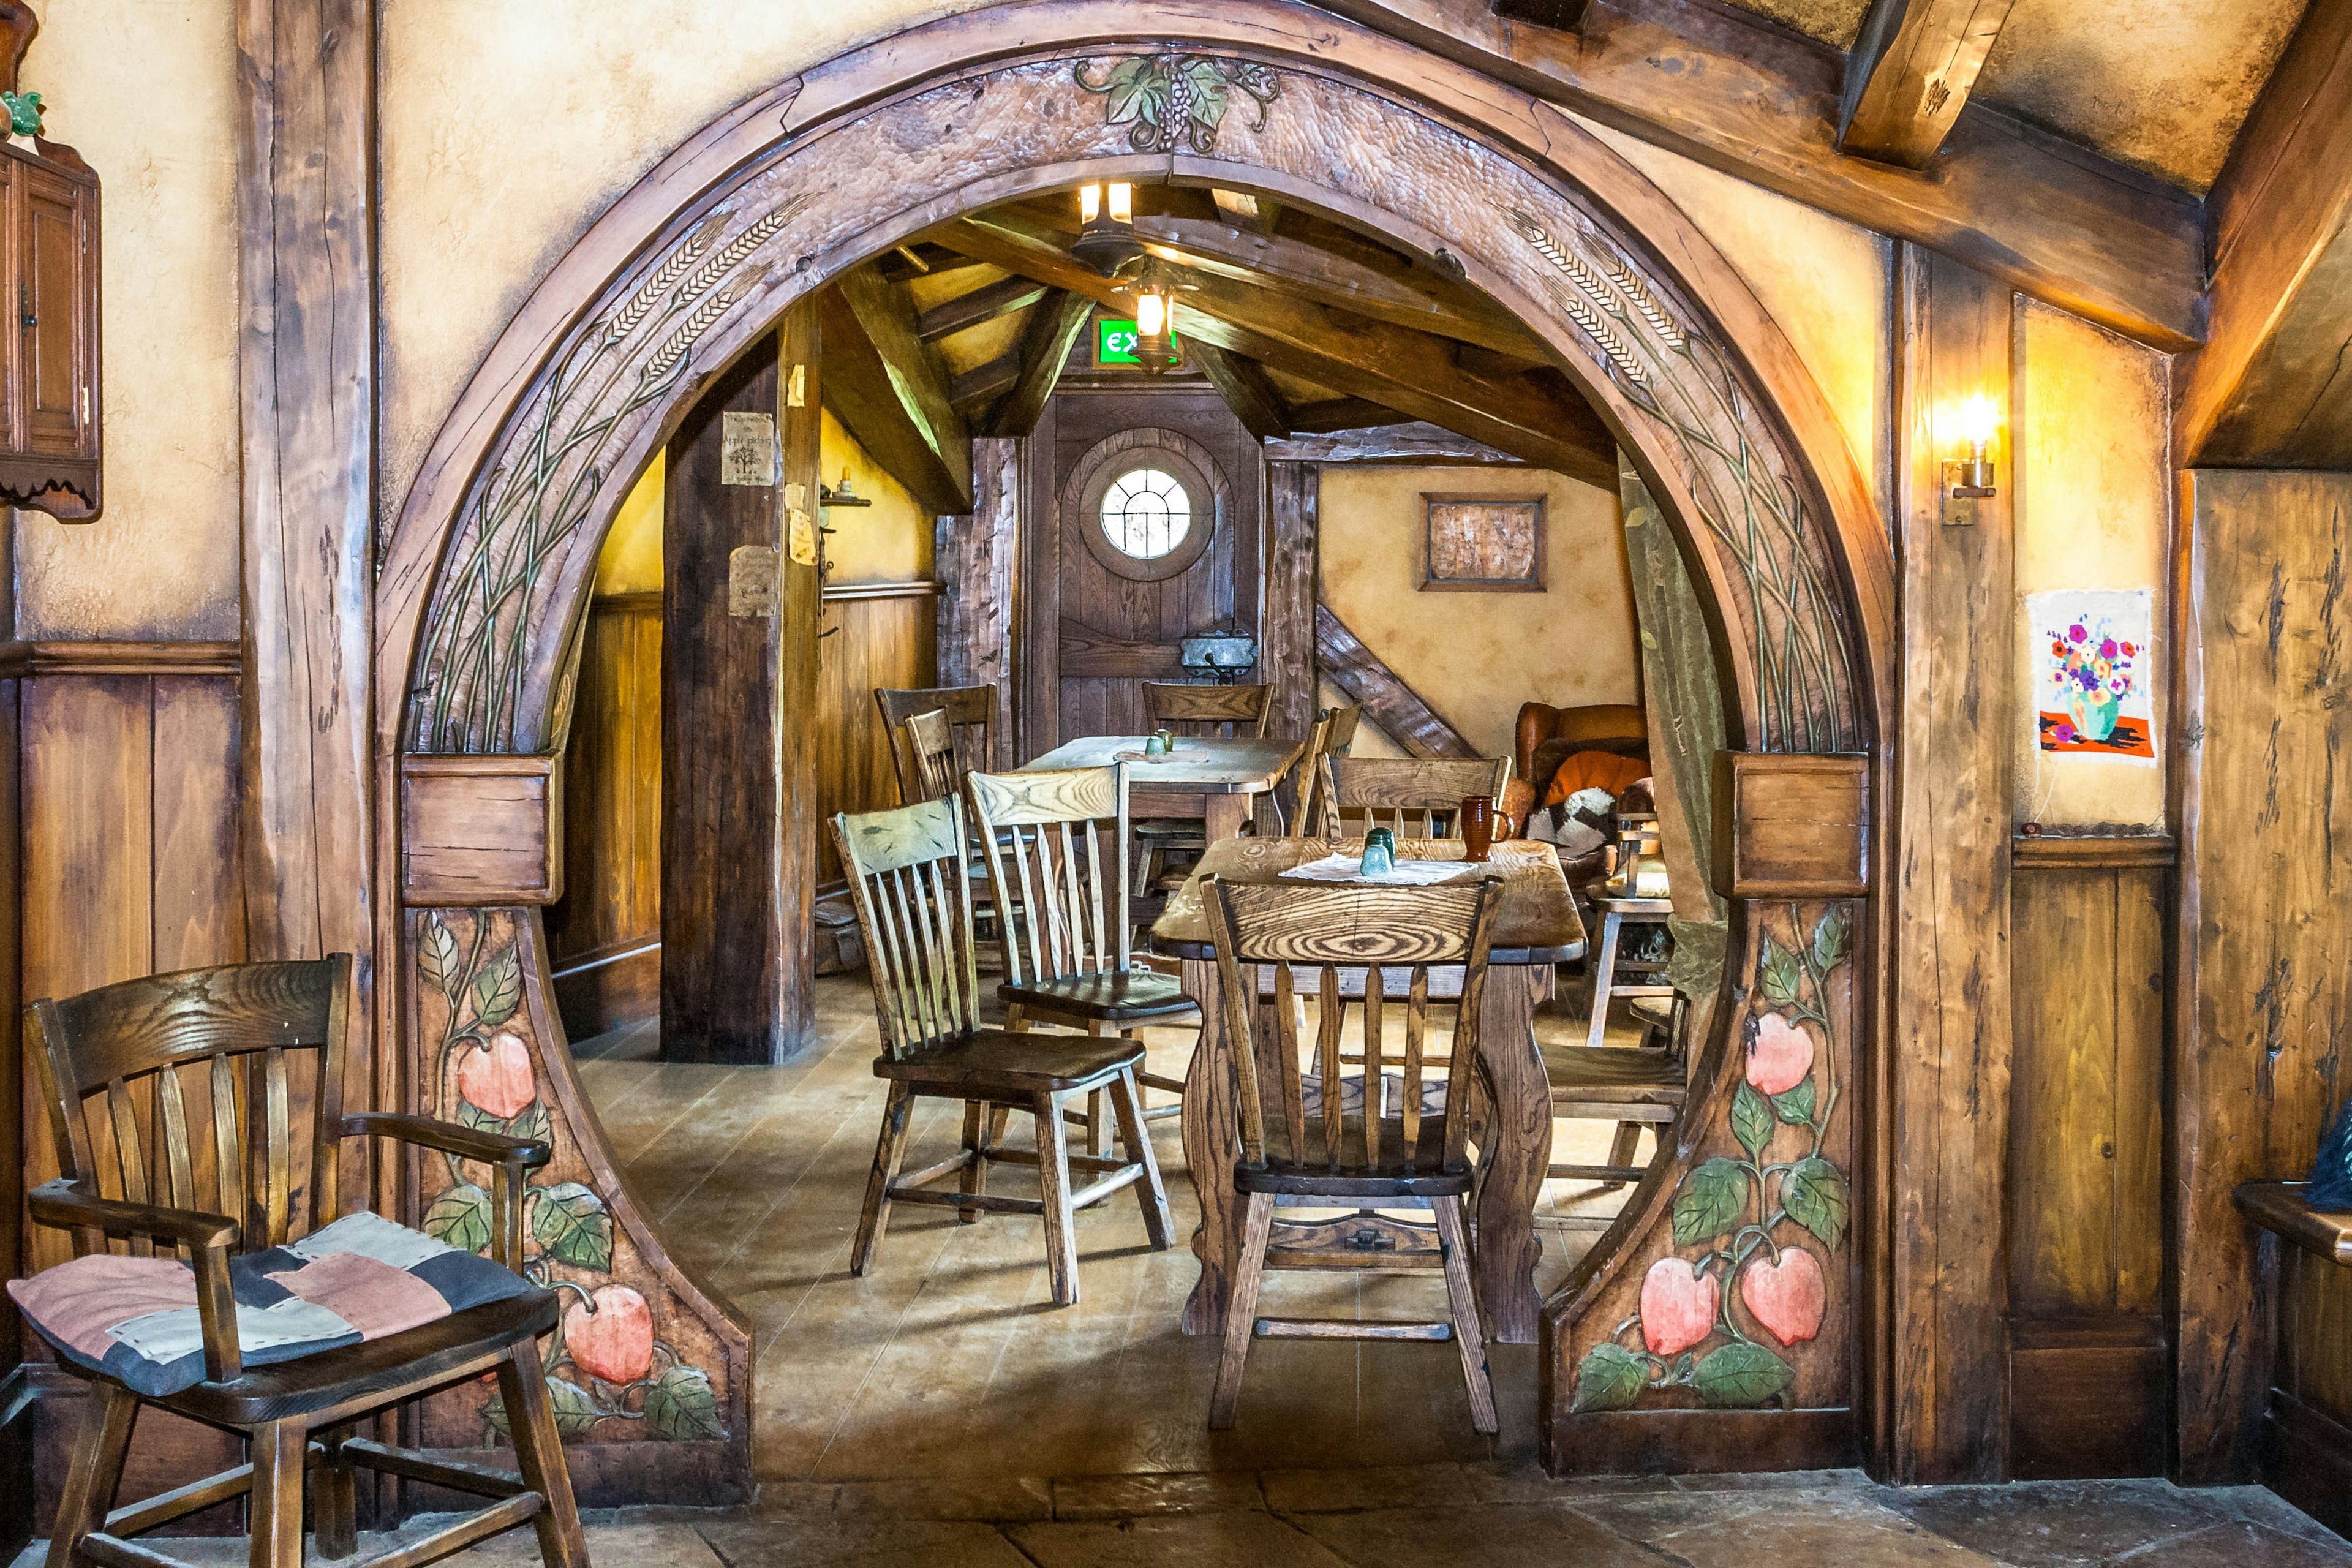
2048,620 -> 2135,746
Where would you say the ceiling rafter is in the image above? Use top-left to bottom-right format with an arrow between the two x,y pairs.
823,267 -> 973,515
1837,0 -> 2018,170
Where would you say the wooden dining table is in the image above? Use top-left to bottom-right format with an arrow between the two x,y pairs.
1019,734 -> 1304,839
1152,835 -> 1586,1344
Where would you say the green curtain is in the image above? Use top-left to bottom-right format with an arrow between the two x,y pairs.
1619,461 -> 1728,1008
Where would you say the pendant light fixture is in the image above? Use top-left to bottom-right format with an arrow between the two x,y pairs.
1071,180 -> 1143,277
1132,268 -> 1181,375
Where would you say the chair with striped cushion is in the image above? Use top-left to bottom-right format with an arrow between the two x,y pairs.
13,956 -> 586,1568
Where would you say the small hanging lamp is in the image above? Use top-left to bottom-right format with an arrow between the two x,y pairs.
1071,180 -> 1144,277
1131,267 -> 1183,375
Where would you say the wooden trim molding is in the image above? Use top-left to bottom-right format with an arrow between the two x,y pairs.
2236,1181 -> 2352,1267
399,753 -> 563,907
2011,832 -> 2177,870
1263,423 -> 1525,466
592,590 -> 663,613
823,579 -> 941,601
0,640 -> 242,677
1711,751 -> 1871,897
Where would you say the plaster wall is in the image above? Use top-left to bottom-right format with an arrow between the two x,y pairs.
11,0 -> 240,640
1316,465 -> 1635,760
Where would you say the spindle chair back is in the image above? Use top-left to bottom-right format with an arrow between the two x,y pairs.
905,707 -> 963,806
1143,680 -> 1273,739
1292,704 -> 1362,838
877,682 -> 997,802
834,796 -> 983,1059
1322,755 -> 1511,839
965,765 -> 1129,989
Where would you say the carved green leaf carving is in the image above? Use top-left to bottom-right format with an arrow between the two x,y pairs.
1772,1080 -> 1817,1125
1672,1157 -> 1750,1248
472,948 -> 521,1028
1691,1341 -> 1794,1408
1760,934 -> 1803,1007
643,1365 -> 725,1441
1732,1082 -> 1774,1159
424,1182 -> 491,1254
546,1376 -> 603,1438
1571,1342 -> 1650,1413
1782,1157 -> 1850,1250
532,1180 -> 614,1272
1811,905 -> 1850,973
419,918 -> 461,1000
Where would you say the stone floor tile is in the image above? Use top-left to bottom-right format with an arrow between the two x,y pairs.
1259,1461 -> 1487,1513
695,1515 -> 1033,1567
2191,1485 -> 2352,1550
1007,1512 -> 1355,1568
2113,1519 -> 2352,1568
1569,1487 -> 2005,1568
748,1474 -> 1054,1521
1287,1501 -> 1680,1567
1052,1469 -> 1268,1518
1464,1459 -> 1682,1504
1879,1480 -> 2234,1566
1673,1466 -> 1874,1492
447,1521 -> 726,1566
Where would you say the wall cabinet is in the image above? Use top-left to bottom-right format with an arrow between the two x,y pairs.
0,135 -> 97,519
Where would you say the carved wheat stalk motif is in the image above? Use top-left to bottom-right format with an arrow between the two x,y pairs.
675,199 -> 803,303
1601,257 -> 1687,350
1542,278 -> 1648,385
605,216 -> 723,344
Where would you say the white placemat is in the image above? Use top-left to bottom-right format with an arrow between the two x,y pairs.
1276,853 -> 1479,886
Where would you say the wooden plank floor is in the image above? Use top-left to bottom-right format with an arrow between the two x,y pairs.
573,976 -> 1648,1482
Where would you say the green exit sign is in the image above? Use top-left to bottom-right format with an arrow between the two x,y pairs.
1097,318 -> 1179,366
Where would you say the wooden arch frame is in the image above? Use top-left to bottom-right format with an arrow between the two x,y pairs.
373,0 -> 1897,1496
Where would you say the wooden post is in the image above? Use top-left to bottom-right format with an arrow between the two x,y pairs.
662,335 -> 789,1064
1263,462 -> 1319,743
1890,243 -> 2015,1483
938,437 -> 1020,767
235,0 -> 375,987
776,301 -> 822,1052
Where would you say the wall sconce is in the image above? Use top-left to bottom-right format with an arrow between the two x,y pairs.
1945,393 -> 2000,500
1071,181 -> 1143,277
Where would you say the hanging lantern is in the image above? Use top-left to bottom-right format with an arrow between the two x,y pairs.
1071,180 -> 1144,277
1133,271 -> 1181,375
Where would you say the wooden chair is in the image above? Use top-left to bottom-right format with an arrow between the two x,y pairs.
1202,875 -> 1503,1433
832,797 -> 1174,1305
1292,704 -> 1362,839
1142,680 -> 1273,739
876,684 -> 996,804
1322,755 -> 1513,839
1544,993 -> 1688,1200
904,707 -> 962,805
966,766 -> 1199,1143
20,956 -> 586,1568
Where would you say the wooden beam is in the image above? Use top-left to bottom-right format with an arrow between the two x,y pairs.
934,215 -> 1619,487
916,274 -> 1047,343
1264,464 -> 1320,748
948,353 -> 1020,413
1265,423 -> 1524,464
988,289 -> 1095,439
875,241 -> 990,282
1189,340 -> 1292,440
1493,0 -> 1593,27
1132,213 -> 1540,356
1329,0 -> 2204,349
1838,0 -> 2016,170
820,268 -> 972,514
2176,0 -> 2352,467
935,439 -> 1020,767
1314,604 -> 1477,760
1286,398 -> 1406,435
237,2 -> 376,996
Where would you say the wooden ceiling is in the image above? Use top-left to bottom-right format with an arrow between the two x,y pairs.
817,184 -> 1621,514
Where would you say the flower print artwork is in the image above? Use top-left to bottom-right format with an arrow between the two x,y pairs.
2029,588 -> 2156,763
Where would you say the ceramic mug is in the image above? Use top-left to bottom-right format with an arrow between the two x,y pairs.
1144,728 -> 1175,757
1460,796 -> 1494,862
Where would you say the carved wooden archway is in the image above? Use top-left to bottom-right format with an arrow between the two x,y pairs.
374,0 -> 1896,1499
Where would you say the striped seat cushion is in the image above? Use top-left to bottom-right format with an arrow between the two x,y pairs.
9,1210 -> 538,1398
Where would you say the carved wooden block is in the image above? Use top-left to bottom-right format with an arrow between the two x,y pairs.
1711,752 -> 1869,899
401,754 -> 564,905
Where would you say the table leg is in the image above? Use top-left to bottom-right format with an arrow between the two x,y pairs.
1201,793 -> 1248,844
1178,956 -> 1240,1336
1585,908 -> 1624,1049
1475,964 -> 1551,1344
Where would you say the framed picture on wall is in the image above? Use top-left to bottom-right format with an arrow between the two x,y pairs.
1420,494 -> 1547,592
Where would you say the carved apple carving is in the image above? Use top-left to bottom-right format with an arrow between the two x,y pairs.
458,1033 -> 538,1120
565,1284 -> 654,1385
1740,1246 -> 1826,1346
1639,1257 -> 1720,1357
1744,1012 -> 1814,1096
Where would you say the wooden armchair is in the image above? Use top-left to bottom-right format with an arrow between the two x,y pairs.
1505,701 -> 1646,845
16,956 -> 586,1568
876,683 -> 996,804
1322,755 -> 1512,839
1134,680 -> 1279,894
1291,704 -> 1362,840
1201,876 -> 1504,1433
832,797 -> 1174,1306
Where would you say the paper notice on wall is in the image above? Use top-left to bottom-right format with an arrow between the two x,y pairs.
2028,587 -> 2155,764
720,411 -> 780,486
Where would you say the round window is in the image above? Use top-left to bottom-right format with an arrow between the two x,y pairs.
1099,467 -> 1193,561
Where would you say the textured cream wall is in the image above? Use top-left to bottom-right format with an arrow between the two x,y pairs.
1579,116 -> 1891,521
379,0 -> 981,531
2013,298 -> 2171,831
12,0 -> 240,639
1317,466 -> 1635,761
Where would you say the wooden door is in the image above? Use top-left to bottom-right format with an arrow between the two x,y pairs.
20,164 -> 87,458
1028,383 -> 1262,752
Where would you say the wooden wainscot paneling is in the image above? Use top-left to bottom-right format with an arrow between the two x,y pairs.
2237,1182 -> 2352,1541
547,592 -> 661,1039
2008,834 -> 2174,1479
1710,752 -> 1870,899
401,755 -> 563,906
818,581 -> 939,880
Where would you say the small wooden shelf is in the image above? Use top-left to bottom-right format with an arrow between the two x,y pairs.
2234,1180 -> 2352,1265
